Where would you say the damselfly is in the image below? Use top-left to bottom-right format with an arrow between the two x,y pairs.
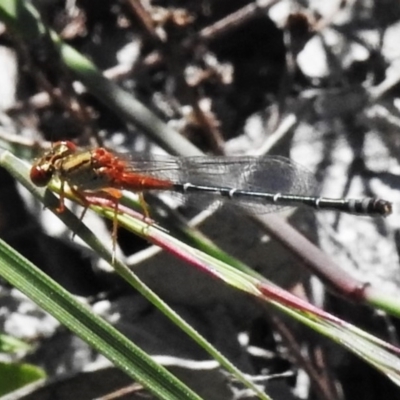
30,141 -> 392,218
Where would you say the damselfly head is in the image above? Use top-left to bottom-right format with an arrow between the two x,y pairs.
30,141 -> 78,186
30,160 -> 55,186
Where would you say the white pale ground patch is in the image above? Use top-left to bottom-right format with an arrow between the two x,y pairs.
293,368 -> 311,400
267,4 -> 340,98
307,0 -> 348,19
152,356 -> 219,370
297,35 -> 330,79
116,39 -> 141,67
243,113 -> 266,143
340,39 -> 370,67
297,26 -> 369,80
82,355 -> 113,372
383,61 -> 400,96
315,153 -> 399,294
91,299 -> 120,325
268,0 -> 293,28
382,20 -> 400,61
290,117 -> 399,294
363,131 -> 396,170
269,0 -> 348,29
290,123 -> 325,171
394,98 -> 400,114
318,214 -> 400,295
0,46 -> 17,111
106,131 -> 127,149
3,289 -> 59,339
225,113 -> 266,155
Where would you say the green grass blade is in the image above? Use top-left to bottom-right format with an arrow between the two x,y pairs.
0,237 -> 203,400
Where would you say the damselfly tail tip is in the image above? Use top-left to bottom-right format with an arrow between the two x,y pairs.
374,199 -> 393,217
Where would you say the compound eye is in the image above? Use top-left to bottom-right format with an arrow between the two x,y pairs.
53,141 -> 77,156
30,164 -> 53,186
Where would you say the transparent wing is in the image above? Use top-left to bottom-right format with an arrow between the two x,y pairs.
123,154 -> 317,214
